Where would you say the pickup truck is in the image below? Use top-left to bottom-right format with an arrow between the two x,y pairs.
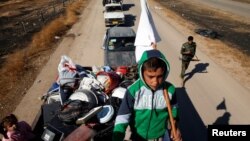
37,39 -> 137,140
103,3 -> 125,26
102,26 -> 136,67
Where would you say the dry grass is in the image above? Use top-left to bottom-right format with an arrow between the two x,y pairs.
0,50 -> 25,97
0,0 -> 89,119
27,19 -> 67,57
27,0 -> 86,57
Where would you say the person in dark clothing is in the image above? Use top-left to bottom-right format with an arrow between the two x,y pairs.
1,114 -> 35,141
180,36 -> 196,79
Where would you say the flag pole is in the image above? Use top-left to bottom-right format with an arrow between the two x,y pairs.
163,88 -> 177,139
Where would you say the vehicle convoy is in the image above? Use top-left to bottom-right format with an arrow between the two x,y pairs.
103,3 -> 125,26
34,0 -> 137,139
103,26 -> 136,67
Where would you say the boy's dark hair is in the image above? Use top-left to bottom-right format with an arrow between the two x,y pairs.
1,114 -> 18,139
2,114 -> 18,129
142,57 -> 166,72
188,36 -> 193,41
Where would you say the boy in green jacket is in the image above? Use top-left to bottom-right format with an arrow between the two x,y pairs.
113,50 -> 182,141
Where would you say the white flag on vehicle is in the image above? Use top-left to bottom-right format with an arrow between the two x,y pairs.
135,0 -> 161,62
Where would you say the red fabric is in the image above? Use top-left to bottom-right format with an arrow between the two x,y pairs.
116,66 -> 128,75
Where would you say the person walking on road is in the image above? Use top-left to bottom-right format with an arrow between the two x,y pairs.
113,49 -> 182,141
180,36 -> 196,80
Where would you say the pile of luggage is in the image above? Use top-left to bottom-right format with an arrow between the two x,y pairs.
40,55 -> 138,141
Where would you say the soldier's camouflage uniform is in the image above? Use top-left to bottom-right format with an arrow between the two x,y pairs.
180,41 -> 196,78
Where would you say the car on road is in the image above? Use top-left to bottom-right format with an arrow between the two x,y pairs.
102,0 -> 123,6
102,26 -> 136,67
104,3 -> 125,26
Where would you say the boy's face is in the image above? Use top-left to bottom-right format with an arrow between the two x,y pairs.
6,124 -> 15,131
143,67 -> 164,90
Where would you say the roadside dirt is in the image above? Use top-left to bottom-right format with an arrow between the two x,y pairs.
0,0 -> 249,122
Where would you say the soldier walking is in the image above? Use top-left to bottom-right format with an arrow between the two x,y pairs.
180,36 -> 196,79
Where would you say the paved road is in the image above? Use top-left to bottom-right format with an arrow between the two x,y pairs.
13,0 -> 250,141
191,0 -> 250,19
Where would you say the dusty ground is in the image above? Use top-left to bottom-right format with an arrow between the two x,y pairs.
154,0 -> 250,87
0,0 -> 249,122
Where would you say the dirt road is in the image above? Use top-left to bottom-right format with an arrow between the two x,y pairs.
13,0 -> 250,140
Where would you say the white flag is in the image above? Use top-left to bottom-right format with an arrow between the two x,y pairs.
135,0 -> 160,62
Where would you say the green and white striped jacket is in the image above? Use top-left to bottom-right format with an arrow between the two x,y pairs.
113,50 -> 178,141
